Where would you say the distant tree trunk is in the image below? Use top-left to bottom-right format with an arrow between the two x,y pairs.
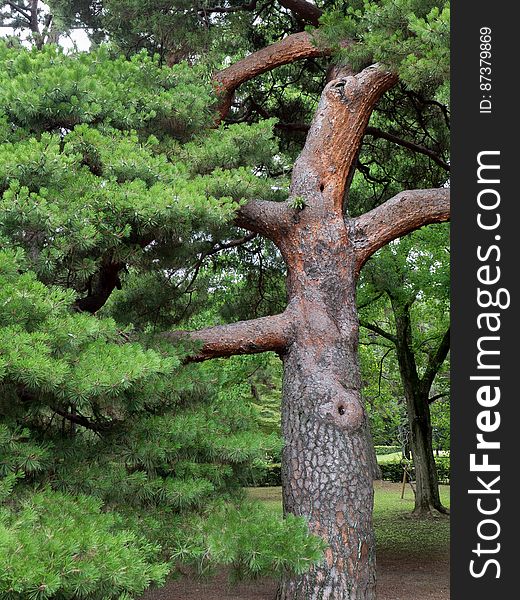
392,300 -> 448,516
405,387 -> 445,514
365,417 -> 382,480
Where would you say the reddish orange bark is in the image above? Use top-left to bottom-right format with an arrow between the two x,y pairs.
213,31 -> 337,121
174,39 -> 450,600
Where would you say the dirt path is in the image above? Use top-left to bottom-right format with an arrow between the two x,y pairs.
376,553 -> 449,600
142,553 -> 449,600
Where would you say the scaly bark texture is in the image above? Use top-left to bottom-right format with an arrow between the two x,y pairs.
277,230 -> 376,599
164,310 -> 295,361
174,55 -> 451,599
352,188 -> 450,273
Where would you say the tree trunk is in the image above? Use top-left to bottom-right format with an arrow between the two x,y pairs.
392,302 -> 447,516
175,60 -> 450,598
406,389 -> 447,516
276,215 -> 376,599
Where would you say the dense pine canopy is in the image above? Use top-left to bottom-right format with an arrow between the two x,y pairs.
0,40 -> 323,598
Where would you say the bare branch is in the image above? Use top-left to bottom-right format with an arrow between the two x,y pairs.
352,187 -> 450,272
290,65 -> 398,213
360,320 -> 397,344
365,126 -> 450,171
164,309 -> 295,361
213,31 -> 334,121
207,232 -> 257,255
5,0 -> 31,21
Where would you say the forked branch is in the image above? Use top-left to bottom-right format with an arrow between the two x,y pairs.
290,65 -> 398,212
352,188 -> 450,272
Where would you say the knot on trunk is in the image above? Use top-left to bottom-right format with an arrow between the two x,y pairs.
318,383 -> 365,432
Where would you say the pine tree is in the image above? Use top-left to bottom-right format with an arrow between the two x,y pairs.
1,1 -> 450,598
0,43 -> 325,599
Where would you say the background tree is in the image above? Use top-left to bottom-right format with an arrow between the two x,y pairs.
359,225 -> 450,515
0,0 -> 63,47
0,1 -> 450,599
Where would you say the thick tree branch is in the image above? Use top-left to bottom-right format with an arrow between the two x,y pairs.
234,198 -> 292,240
352,187 -> 450,272
74,258 -> 125,314
213,31 -> 334,121
29,0 -> 39,36
290,65 -> 398,213
359,320 -> 397,344
365,127 -> 450,171
53,408 -> 115,433
278,0 -> 322,26
164,309 -> 295,361
428,392 -> 449,404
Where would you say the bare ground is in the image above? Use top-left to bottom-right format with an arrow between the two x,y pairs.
142,482 -> 449,600
142,547 -> 449,600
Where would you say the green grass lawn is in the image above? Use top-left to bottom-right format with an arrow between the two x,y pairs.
375,452 -> 404,464
248,482 -> 450,559
376,451 -> 450,464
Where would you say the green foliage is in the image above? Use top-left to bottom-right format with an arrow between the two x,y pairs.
377,454 -> 450,483
184,501 -> 326,578
0,490 -> 170,599
288,195 -> 306,210
378,459 -> 410,483
320,1 -> 450,94
431,397 -> 450,450
0,2 -> 452,593
358,224 -> 450,449
0,39 -> 320,596
0,248 -> 177,401
0,43 -> 213,135
0,245 -> 322,592
249,462 -> 282,487
0,41 -> 285,310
